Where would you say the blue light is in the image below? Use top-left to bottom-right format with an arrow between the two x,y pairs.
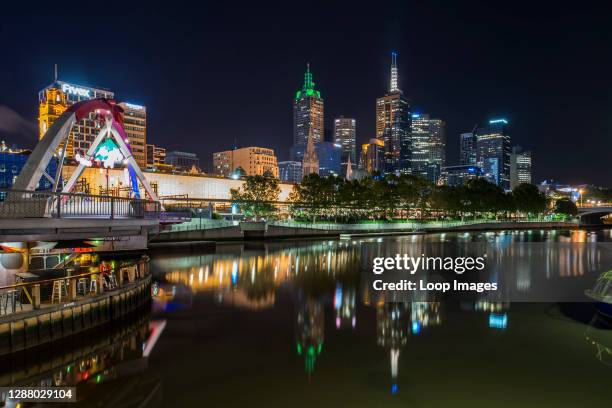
411,321 -> 421,334
467,167 -> 475,173
231,261 -> 238,285
412,113 -> 421,118
489,313 -> 508,329
391,383 -> 398,394
489,119 -> 508,125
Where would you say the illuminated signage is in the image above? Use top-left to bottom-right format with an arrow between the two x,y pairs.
124,102 -> 144,110
61,83 -> 91,98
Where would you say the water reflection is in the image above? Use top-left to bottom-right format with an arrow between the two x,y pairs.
146,230 -> 612,404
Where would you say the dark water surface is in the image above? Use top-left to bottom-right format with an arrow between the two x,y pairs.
4,229 -> 612,407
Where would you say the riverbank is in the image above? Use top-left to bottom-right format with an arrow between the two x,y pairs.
150,220 -> 579,244
0,276 -> 151,356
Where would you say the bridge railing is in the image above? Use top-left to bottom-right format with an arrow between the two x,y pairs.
0,189 -> 161,219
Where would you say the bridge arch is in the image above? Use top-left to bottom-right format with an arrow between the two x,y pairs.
13,98 -> 158,201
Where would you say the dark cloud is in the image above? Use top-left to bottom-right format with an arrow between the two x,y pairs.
0,105 -> 37,143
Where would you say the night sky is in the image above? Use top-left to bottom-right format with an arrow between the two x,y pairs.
1,2 -> 610,186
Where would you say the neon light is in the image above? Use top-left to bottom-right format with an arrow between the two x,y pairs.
411,320 -> 421,334
489,119 -> 508,124
124,102 -> 144,110
61,83 -> 91,98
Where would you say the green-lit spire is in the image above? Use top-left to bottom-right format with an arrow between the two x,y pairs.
295,62 -> 321,100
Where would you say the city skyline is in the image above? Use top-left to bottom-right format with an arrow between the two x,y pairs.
1,4 -> 611,186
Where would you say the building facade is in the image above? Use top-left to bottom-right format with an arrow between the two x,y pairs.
146,144 -> 166,168
359,138 -> 385,174
316,142 -> 342,177
165,151 -> 200,172
213,147 -> 279,178
510,146 -> 532,189
38,81 -> 115,160
293,64 -> 324,158
476,119 -> 511,190
410,113 -> 446,183
459,131 -> 478,165
442,165 -> 483,187
278,161 -> 302,183
375,53 -> 411,173
302,128 -> 319,179
333,116 -> 356,173
118,102 -> 147,169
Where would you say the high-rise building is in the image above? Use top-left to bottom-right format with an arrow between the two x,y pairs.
359,138 -> 385,174
510,146 -> 532,189
292,63 -> 324,158
278,161 -> 302,183
410,113 -> 446,183
302,128 -> 319,179
38,80 -> 115,160
316,142 -> 342,177
118,102 -> 147,169
333,116 -> 356,173
459,130 -> 478,165
213,147 -> 279,178
375,52 -> 411,173
166,151 -> 200,172
477,119 -> 511,190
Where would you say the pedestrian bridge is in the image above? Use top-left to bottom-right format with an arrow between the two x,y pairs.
0,189 -> 163,241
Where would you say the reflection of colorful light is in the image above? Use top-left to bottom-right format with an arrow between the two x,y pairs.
411,321 -> 421,334
334,284 -> 342,309
231,261 -> 238,285
489,313 -> 508,329
391,383 -> 398,394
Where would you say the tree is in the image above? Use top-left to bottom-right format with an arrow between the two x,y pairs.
230,175 -> 280,220
511,183 -> 547,216
554,198 -> 578,217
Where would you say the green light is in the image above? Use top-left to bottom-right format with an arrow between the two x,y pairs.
96,374 -> 102,383
297,343 -> 302,355
295,64 -> 321,101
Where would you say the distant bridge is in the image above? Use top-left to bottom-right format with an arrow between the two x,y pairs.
577,206 -> 612,226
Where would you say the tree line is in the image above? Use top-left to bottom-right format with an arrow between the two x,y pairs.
231,173 -> 578,222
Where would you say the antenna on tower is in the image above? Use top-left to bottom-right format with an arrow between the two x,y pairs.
54,64 -> 58,82
390,51 -> 400,93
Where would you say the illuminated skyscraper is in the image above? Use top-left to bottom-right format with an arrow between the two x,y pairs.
510,146 -> 532,189
293,63 -> 324,158
459,130 -> 478,165
359,138 -> 385,174
118,102 -> 147,169
477,119 -> 512,190
333,116 -> 356,173
376,52 -> 411,173
410,113 -> 446,183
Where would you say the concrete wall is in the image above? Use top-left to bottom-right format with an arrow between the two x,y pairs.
63,165 -> 295,201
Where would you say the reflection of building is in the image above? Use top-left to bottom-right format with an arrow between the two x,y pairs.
477,119 -> 511,190
166,150 -> 200,172
510,146 -> 532,189
377,303 -> 409,394
296,298 -> 324,377
213,147 -> 279,178
278,161 -> 302,183
118,102 -> 147,169
376,53 -> 411,173
38,80 -> 115,159
334,284 -> 357,329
